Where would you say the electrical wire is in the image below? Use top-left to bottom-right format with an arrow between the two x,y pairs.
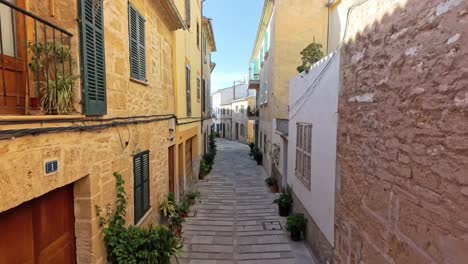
0,115 -> 175,141
288,0 -> 370,120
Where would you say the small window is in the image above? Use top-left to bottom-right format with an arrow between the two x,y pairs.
296,123 -> 312,189
128,3 -> 147,82
186,65 -> 191,116
263,134 -> 267,153
197,77 -> 201,101
196,22 -> 200,49
134,150 -> 150,224
203,33 -> 207,55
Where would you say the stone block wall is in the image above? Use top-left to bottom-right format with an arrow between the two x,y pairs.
335,0 -> 468,263
0,0 -> 180,263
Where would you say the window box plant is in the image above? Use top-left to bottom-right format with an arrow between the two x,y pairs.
273,186 -> 293,217
265,176 -> 278,193
286,213 -> 307,241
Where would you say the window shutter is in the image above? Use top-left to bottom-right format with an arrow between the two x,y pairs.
81,0 -> 107,116
142,151 -> 150,211
133,150 -> 150,224
133,154 -> 143,223
186,66 -> 191,116
129,3 -> 146,81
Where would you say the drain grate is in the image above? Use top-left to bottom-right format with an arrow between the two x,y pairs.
262,221 -> 282,231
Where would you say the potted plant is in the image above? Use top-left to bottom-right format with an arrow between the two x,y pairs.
185,190 -> 200,205
177,200 -> 190,218
273,186 -> 293,216
265,176 -> 278,193
160,196 -> 176,218
169,213 -> 185,237
252,147 -> 263,165
286,213 -> 307,241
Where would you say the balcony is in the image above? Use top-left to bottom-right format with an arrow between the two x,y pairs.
0,0 -> 74,116
248,68 -> 260,90
247,106 -> 258,120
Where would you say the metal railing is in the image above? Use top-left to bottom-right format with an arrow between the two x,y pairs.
0,0 -> 74,115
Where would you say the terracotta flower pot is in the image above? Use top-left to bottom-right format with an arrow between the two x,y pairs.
30,97 -> 40,109
181,213 -> 188,218
270,185 -> 279,193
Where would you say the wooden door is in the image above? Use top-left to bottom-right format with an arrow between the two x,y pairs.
178,143 -> 184,200
185,138 -> 193,185
0,0 -> 27,115
168,145 -> 175,194
0,185 -> 76,264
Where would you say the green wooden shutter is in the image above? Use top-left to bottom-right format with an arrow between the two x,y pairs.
128,3 -> 146,81
142,151 -> 150,212
186,66 -> 191,116
80,0 -> 107,116
264,30 -> 269,52
133,153 -> 143,223
134,150 -> 150,224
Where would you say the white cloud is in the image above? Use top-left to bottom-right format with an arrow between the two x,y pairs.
211,71 -> 248,93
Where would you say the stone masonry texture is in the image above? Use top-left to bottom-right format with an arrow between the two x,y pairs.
0,0 -> 178,263
180,139 -> 317,264
336,0 -> 468,263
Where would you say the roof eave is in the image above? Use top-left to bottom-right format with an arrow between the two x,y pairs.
250,0 -> 274,62
158,0 -> 187,31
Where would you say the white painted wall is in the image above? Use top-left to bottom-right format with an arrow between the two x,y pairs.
287,51 -> 341,246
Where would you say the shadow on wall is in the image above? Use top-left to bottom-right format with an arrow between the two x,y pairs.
335,0 -> 468,263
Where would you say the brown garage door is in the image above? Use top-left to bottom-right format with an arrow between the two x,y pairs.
185,138 -> 193,185
0,185 -> 76,264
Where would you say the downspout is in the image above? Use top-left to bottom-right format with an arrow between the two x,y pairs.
200,0 -> 205,136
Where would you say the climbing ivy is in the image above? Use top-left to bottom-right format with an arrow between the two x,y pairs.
96,172 -> 182,264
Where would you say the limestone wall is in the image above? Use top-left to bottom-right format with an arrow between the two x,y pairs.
335,0 -> 468,263
0,0 -> 179,262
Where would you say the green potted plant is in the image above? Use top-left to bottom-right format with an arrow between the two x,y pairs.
185,190 -> 200,205
273,186 -> 293,216
252,147 -> 263,165
160,196 -> 176,218
169,212 -> 186,237
177,200 -> 190,218
265,176 -> 278,193
286,213 -> 307,241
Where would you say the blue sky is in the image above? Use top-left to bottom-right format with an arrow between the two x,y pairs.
204,0 -> 263,92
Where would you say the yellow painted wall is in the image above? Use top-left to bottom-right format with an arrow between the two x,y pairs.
273,0 -> 329,119
173,0 -> 203,189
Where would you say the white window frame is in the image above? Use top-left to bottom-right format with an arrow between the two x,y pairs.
295,123 -> 312,189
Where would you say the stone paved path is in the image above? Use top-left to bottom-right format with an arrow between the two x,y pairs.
179,139 -> 317,264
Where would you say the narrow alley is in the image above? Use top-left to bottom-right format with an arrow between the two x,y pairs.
180,139 -> 316,264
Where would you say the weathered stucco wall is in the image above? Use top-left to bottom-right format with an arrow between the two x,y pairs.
335,0 -> 468,263
288,51 -> 340,264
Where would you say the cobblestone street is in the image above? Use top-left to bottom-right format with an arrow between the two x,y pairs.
180,139 -> 316,264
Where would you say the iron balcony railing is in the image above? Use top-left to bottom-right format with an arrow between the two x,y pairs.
0,0 -> 74,115
248,66 -> 259,81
